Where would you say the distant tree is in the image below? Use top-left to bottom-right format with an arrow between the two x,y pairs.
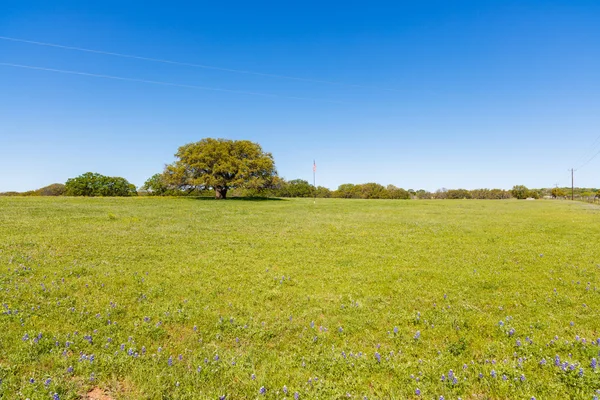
355,183 -> 388,199
387,185 -> 410,199
446,189 -> 472,199
163,138 -> 276,199
65,172 -> 137,197
433,188 -> 448,199
528,190 -> 540,199
283,179 -> 315,198
315,186 -> 331,198
36,183 -> 66,196
333,184 -> 358,198
511,185 -> 529,200
142,173 -> 170,196
551,187 -> 567,198
490,189 -> 511,199
415,189 -> 432,199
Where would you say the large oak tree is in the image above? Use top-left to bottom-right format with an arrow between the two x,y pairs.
163,138 -> 277,199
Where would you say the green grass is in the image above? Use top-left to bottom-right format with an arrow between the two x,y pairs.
1,197 -> 599,399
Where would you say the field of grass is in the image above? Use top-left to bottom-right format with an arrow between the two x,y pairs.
1,197 -> 599,399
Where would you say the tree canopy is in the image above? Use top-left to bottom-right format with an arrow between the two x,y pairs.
163,138 -> 277,199
65,173 -> 137,197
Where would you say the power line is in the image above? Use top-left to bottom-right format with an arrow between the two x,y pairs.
573,133 -> 600,167
0,62 -> 345,104
575,147 -> 600,171
0,35 -> 400,92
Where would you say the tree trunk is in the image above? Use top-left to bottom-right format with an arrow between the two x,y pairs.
215,187 -> 227,200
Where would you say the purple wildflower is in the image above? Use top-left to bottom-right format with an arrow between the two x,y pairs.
168,356 -> 173,366
44,378 -> 51,387
259,386 -> 266,395
375,352 -> 381,363
415,388 -> 421,395
283,385 -> 288,394
414,331 -> 421,340
591,358 -> 597,369
294,393 -> 299,400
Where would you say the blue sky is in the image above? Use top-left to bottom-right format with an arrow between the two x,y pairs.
1,0 -> 600,192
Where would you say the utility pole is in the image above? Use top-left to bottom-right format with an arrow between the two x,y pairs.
571,168 -> 574,201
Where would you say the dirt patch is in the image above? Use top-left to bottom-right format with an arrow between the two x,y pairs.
86,387 -> 114,400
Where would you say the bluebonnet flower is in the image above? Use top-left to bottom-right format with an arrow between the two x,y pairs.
310,321 -> 315,329
441,374 -> 446,382
197,366 -> 202,372
491,370 -> 497,378
591,358 -> 597,369
120,344 -> 125,351
516,339 -> 522,347
393,326 -> 399,334
29,378 -> 35,384
53,393 -> 60,400
570,321 -> 574,326
375,352 -> 381,363
578,368 -> 584,377
215,354 -> 220,361
338,327 -> 343,333
45,378 -> 51,387
478,373 -> 483,378
178,354 -> 183,361
508,328 -> 515,336
251,374 -> 256,380
283,385 -> 288,394
22,333 -> 29,341
142,346 -> 146,354
294,393 -> 299,400
259,386 -> 266,395
67,366 -> 73,373
502,374 -> 507,381
520,374 -> 525,382
157,347 -> 162,353
414,331 -> 421,340
168,356 -> 173,366
144,316 -> 150,322
540,358 -> 547,366
415,388 -> 421,395
554,355 -> 560,366
90,354 -> 95,362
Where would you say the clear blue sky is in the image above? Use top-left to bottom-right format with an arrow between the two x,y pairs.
1,0 -> 600,192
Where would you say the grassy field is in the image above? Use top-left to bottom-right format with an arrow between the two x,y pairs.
1,197 -> 599,399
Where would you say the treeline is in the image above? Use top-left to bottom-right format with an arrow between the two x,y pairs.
0,173 -> 137,197
3,173 -> 599,201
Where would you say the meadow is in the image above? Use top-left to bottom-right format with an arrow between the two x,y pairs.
1,197 -> 599,399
